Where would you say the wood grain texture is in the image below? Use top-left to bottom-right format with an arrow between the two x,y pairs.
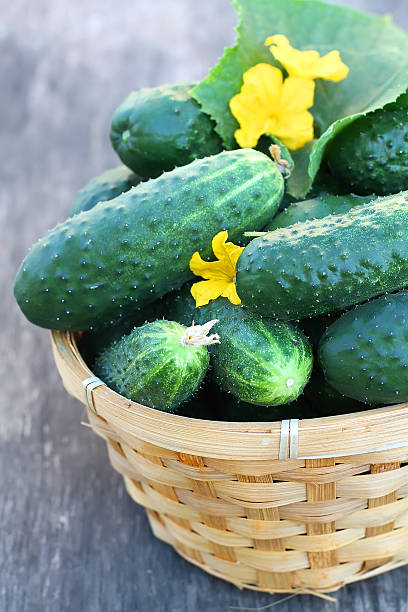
2,0 -> 408,610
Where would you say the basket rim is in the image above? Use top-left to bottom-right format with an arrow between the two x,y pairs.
50,329 -> 408,461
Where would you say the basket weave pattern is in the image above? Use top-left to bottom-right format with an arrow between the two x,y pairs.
51,331 -> 408,595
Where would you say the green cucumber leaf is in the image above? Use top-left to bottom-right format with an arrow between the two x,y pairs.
192,0 -> 408,198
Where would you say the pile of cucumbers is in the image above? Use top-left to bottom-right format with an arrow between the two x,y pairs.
14,82 -> 408,420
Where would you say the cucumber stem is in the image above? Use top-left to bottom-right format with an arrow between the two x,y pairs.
244,231 -> 268,238
269,144 -> 291,178
180,319 -> 220,347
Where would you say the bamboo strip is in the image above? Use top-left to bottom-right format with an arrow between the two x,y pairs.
305,459 -> 338,569
237,474 -> 293,590
363,462 -> 400,570
226,516 -> 306,539
177,454 -> 237,562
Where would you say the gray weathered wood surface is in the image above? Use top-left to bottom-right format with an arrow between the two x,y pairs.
2,1 -> 408,610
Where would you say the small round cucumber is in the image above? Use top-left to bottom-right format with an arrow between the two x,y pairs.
95,319 -> 216,411
110,83 -> 222,179
326,107 -> 408,195
318,291 -> 408,404
211,314 -> 312,406
69,166 -> 142,216
266,193 -> 375,231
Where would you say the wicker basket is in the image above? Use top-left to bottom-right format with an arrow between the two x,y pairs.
51,329 -> 408,596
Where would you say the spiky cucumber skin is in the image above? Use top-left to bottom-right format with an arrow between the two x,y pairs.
326,108 -> 408,196
165,284 -> 313,406
318,291 -> 408,405
14,149 -> 283,331
266,193 -> 375,231
110,83 -> 223,179
236,192 -> 408,320
69,166 -> 142,216
94,320 -> 209,411
211,314 -> 312,406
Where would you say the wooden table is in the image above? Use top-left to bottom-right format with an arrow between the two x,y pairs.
3,1 -> 408,609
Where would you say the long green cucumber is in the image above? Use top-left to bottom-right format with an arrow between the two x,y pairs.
236,192 -> 408,320
14,149 -> 283,331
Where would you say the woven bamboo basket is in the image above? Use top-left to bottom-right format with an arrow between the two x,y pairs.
51,329 -> 408,596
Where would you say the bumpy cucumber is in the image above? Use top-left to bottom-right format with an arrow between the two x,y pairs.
326,107 -> 408,195
95,320 -> 212,411
110,83 -> 222,178
318,291 -> 408,404
236,192 -> 408,320
165,284 -> 313,406
211,314 -> 312,406
14,149 -> 283,331
266,193 -> 375,231
69,166 -> 142,216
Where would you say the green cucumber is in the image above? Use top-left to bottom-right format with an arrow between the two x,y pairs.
326,107 -> 408,195
95,319 -> 215,411
318,291 -> 408,405
110,83 -> 222,179
165,284 -> 313,406
69,166 -> 142,216
15,149 -> 283,331
266,193 -> 375,231
236,192 -> 408,320
211,314 -> 312,406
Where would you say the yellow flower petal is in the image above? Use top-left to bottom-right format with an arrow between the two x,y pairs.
190,280 -> 229,307
220,281 -> 242,305
212,231 -> 244,276
268,109 -> 314,151
242,63 -> 283,109
311,49 -> 349,82
234,128 -> 260,148
230,64 -> 284,149
265,34 -> 349,82
189,231 -> 244,307
281,77 -> 315,114
230,63 -> 315,151
189,251 -> 232,281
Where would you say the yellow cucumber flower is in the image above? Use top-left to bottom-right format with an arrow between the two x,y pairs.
189,231 -> 244,307
265,34 -> 349,82
229,63 -> 314,150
